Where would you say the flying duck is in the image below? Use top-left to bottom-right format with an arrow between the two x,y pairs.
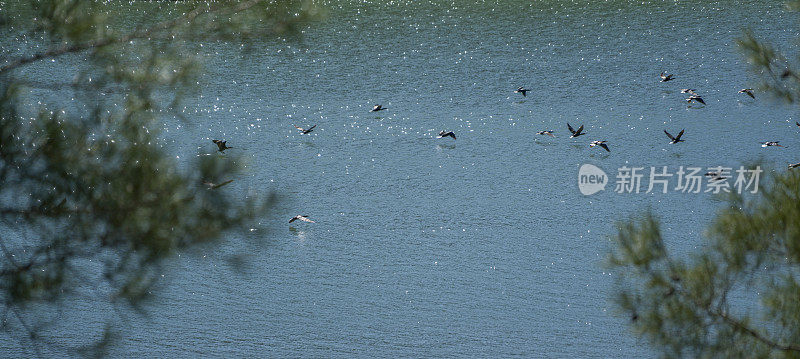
438,130 -> 456,139
686,95 -> 705,105
537,130 -> 555,137
789,162 -> 800,169
590,140 -> 610,152
738,88 -> 755,99
371,104 -> 386,112
289,215 -> 315,224
664,129 -> 685,144
202,179 -> 233,189
567,123 -> 585,138
212,140 -> 232,152
660,72 -> 675,82
514,87 -> 529,97
293,124 -> 316,134
762,141 -> 784,148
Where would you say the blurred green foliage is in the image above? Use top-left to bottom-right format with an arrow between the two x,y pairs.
610,3 -> 800,356
0,0 -> 322,356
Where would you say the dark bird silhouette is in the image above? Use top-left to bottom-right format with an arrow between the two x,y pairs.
664,129 -> 685,144
438,130 -> 456,139
705,172 -> 728,181
514,86 -> 529,97
738,88 -> 755,99
789,162 -> 800,169
590,140 -> 610,152
202,179 -> 233,189
567,123 -> 585,138
289,215 -> 315,224
660,72 -> 675,82
371,104 -> 386,112
293,124 -> 316,134
212,140 -> 232,152
537,130 -> 555,137
686,95 -> 705,105
762,141 -> 784,148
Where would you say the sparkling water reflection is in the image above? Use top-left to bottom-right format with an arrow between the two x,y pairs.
3,1 -> 799,357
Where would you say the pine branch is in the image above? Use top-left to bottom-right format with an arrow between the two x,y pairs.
709,307 -> 800,352
0,0 -> 263,74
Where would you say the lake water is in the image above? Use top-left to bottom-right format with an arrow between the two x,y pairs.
3,0 -> 800,357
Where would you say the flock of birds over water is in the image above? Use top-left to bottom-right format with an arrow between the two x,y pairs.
205,71 -> 800,224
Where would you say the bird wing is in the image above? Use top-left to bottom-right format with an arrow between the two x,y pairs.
696,97 -> 705,105
746,91 -> 755,99
575,125 -> 584,135
600,143 -> 610,152
298,216 -> 315,223
289,217 -> 297,223
546,132 -> 555,137
567,123 -> 575,134
449,133 -> 456,139
307,125 -> 317,131
211,179 -> 233,189
664,130 -> 675,141
676,129 -> 684,140
293,124 -> 304,131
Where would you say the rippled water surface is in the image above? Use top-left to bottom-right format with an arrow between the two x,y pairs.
3,1 -> 800,357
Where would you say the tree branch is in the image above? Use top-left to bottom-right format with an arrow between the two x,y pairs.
660,262 -> 800,354
10,304 -> 43,357
708,307 -> 800,352
0,0 -> 263,74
